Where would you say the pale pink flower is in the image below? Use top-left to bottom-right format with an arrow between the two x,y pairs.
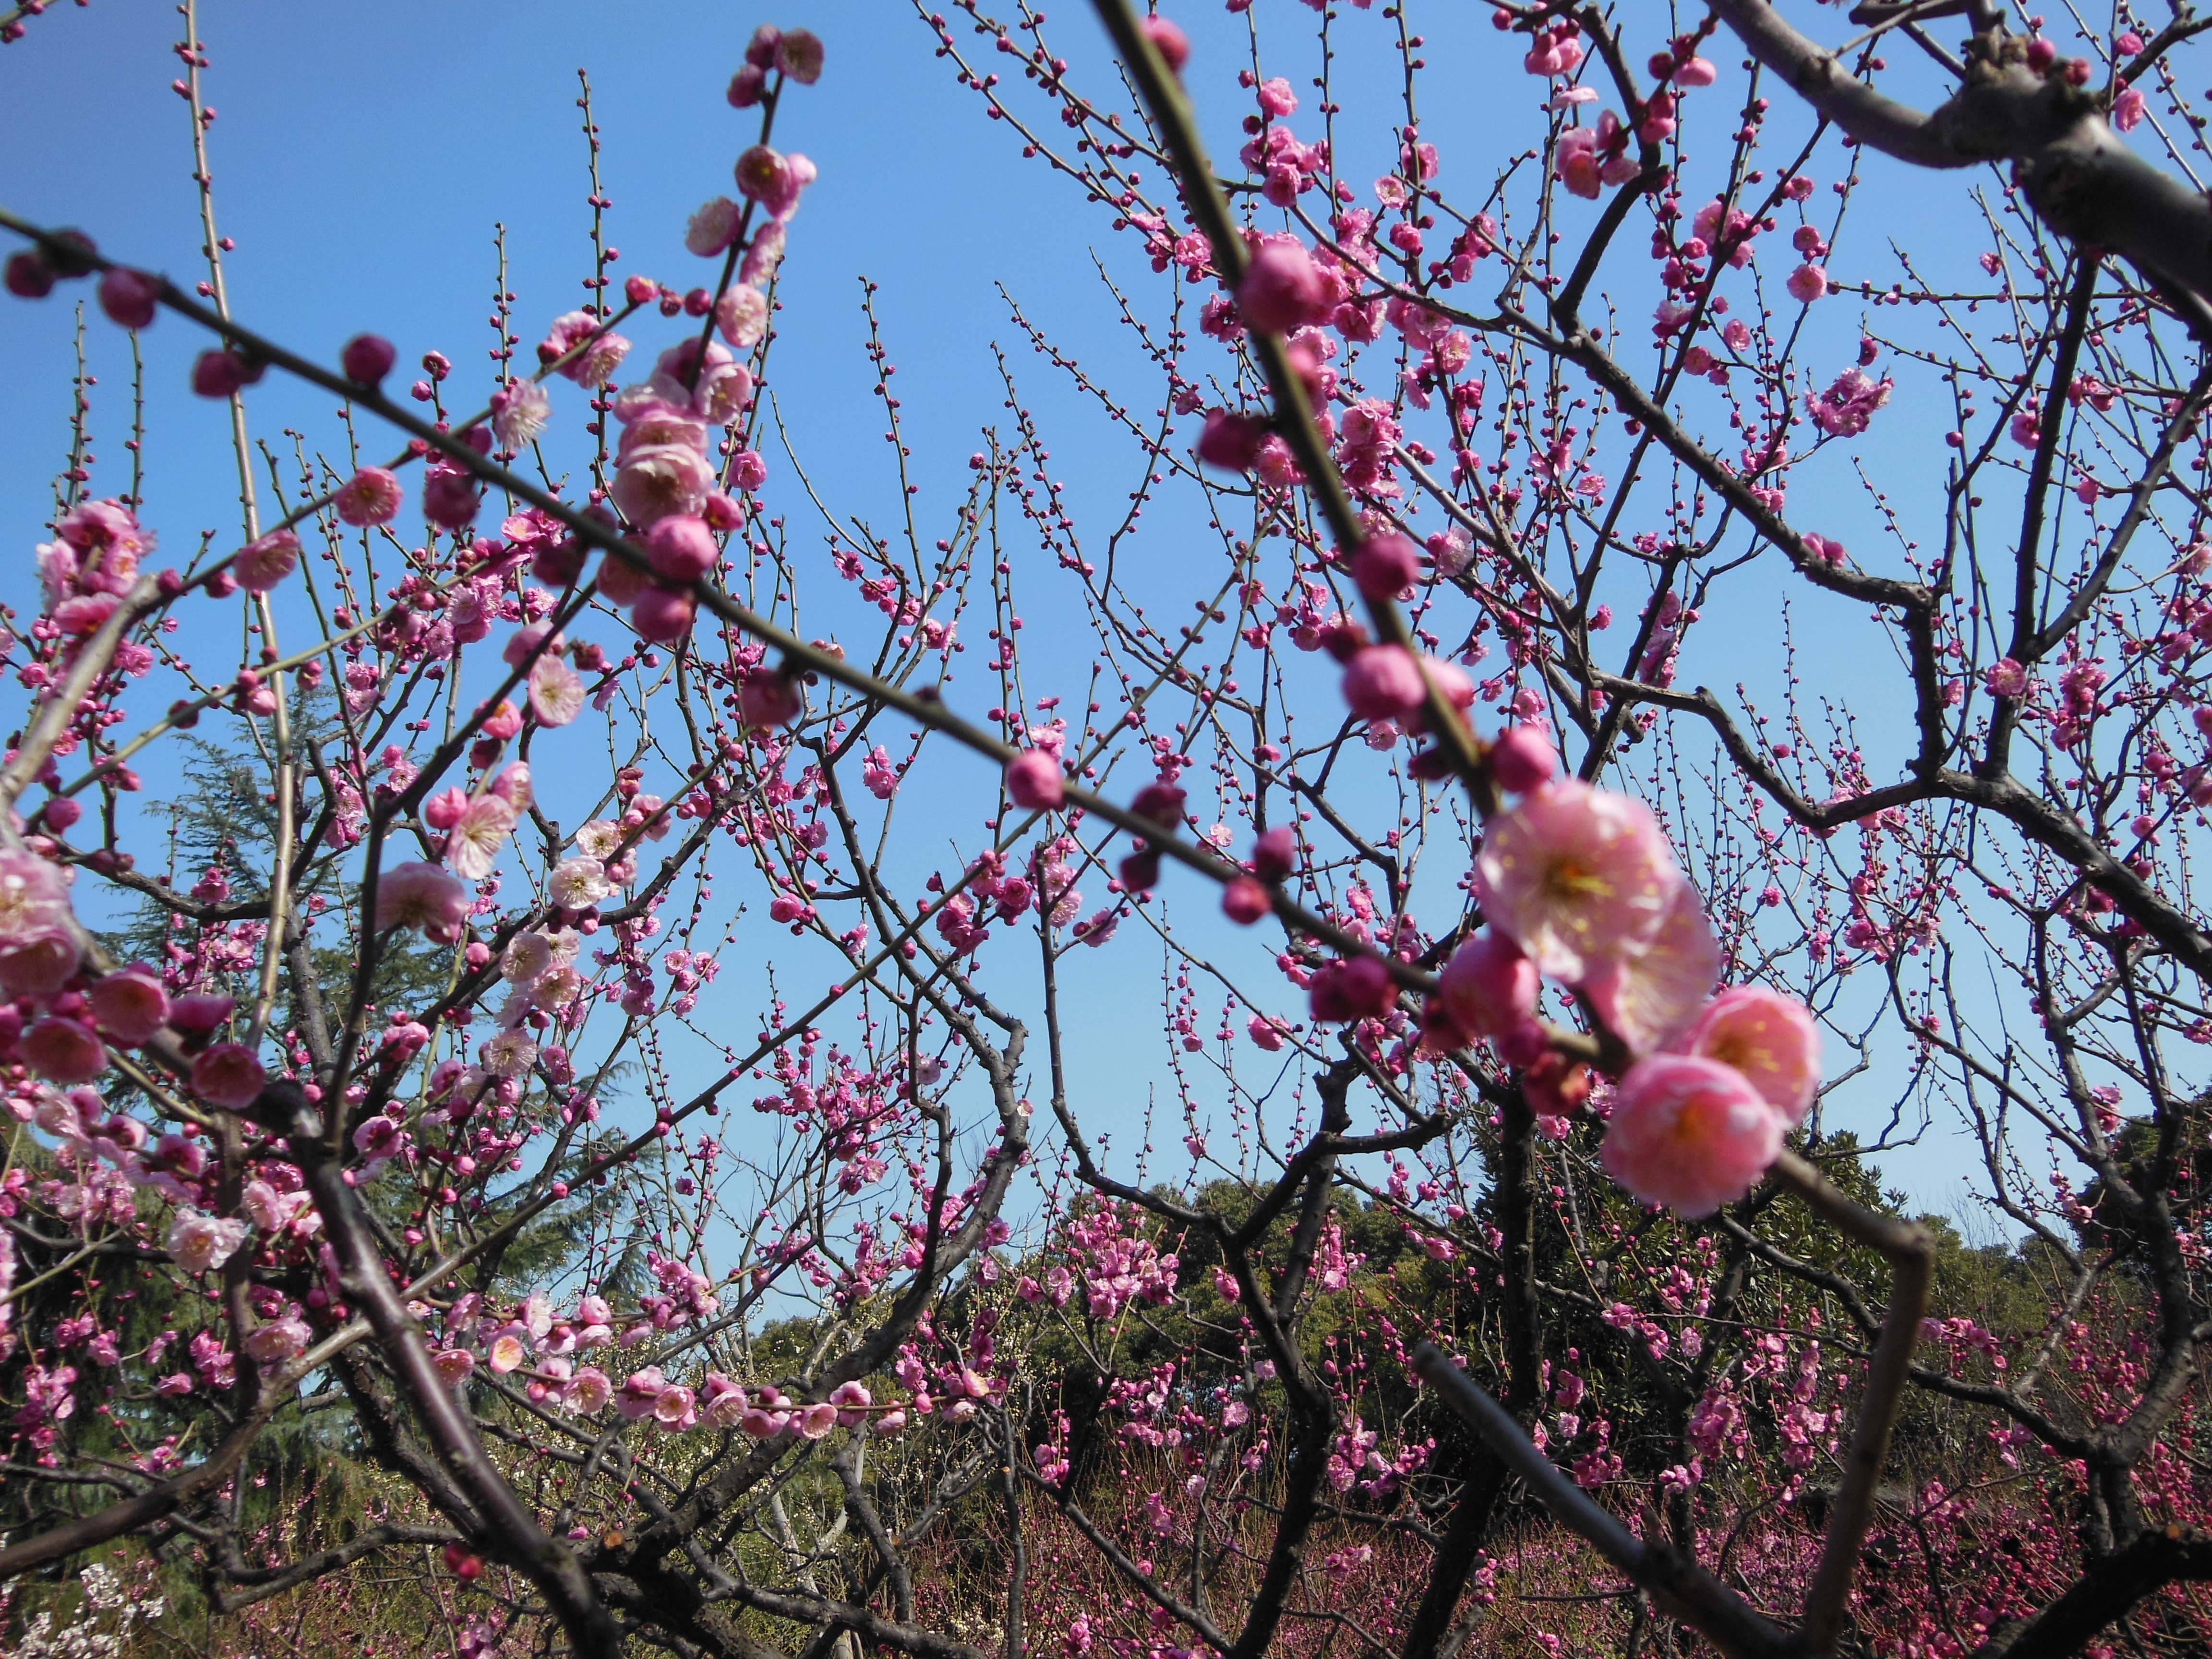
480,1028 -> 538,1080
23,1017 -> 106,1084
433,1348 -> 477,1386
235,529 -> 299,593
715,283 -> 768,349
539,311 -> 631,385
443,795 -> 516,881
529,655 -> 585,726
332,469 -> 402,526
374,861 -> 471,943
88,967 -> 169,1043
487,1327 -> 529,1373
550,857 -> 612,910
795,1401 -> 840,1439
612,442 -> 716,527
1683,986 -> 1822,1125
167,1211 -> 251,1274
1581,880 -> 1722,1055
1600,1054 -> 1782,1216
685,197 -> 742,256
830,1380 -> 874,1426
492,377 -> 552,451
654,1384 -> 698,1431
700,1374 -> 750,1428
1984,658 -> 2029,698
244,1318 -> 309,1364
740,1406 -> 789,1438
489,762 -> 532,810
191,1042 -> 267,1108
0,849 -> 80,994
565,1367 -> 612,1414
1475,781 -> 1679,982
645,340 -> 753,425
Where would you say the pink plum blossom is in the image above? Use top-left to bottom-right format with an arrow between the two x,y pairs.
88,968 -> 169,1044
1683,986 -> 1823,1125
22,1017 -> 106,1083
1435,930 -> 1539,1043
167,1211 -> 251,1274
444,796 -> 517,881
191,1042 -> 267,1108
1580,879 -> 1722,1055
529,655 -> 586,726
539,311 -> 631,385
374,862 -> 471,943
235,529 -> 299,593
1600,1054 -> 1782,1216
1474,781 -> 1679,983
334,466 -> 403,527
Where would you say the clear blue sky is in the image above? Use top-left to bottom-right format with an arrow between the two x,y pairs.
0,1 -> 2007,1218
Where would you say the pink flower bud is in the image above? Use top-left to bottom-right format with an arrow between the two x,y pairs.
1221,876 -> 1272,925
1488,724 -> 1557,793
4,250 -> 55,299
1005,749 -> 1066,811
1437,930 -> 1538,1040
1236,243 -> 1328,334
744,23 -> 781,68
1340,644 -> 1427,721
335,336 -> 392,388
1139,14 -> 1190,73
630,586 -> 698,643
97,268 -> 160,330
424,788 -> 470,831
643,515 -> 719,583
1251,826 -> 1296,882
739,668 -> 802,729
1197,409 -> 1268,471
192,350 -> 250,398
168,992 -> 238,1036
1349,533 -> 1420,601
728,64 -> 769,107
421,467 -> 481,530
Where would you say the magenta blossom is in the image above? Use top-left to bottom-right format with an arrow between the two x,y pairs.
23,1017 -> 106,1084
234,528 -> 299,593
334,466 -> 403,527
191,1042 -> 267,1109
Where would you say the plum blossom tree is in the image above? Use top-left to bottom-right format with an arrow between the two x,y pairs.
0,2 -> 2209,1659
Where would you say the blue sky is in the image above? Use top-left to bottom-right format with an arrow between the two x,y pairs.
0,1 -> 2043,1222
